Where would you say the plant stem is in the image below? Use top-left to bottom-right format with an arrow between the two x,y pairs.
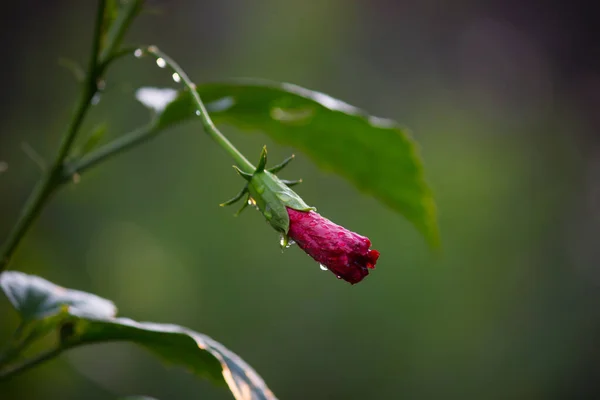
144,46 -> 256,174
61,123 -> 158,182
0,0 -> 107,272
0,347 -> 63,381
99,0 -> 143,64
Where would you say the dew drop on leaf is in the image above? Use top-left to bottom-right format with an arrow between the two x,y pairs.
195,110 -> 201,116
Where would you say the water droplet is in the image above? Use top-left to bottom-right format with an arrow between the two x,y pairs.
156,58 -> 167,68
91,93 -> 101,105
97,80 -> 106,90
247,198 -> 257,206
172,72 -> 181,83
195,110 -> 201,116
319,264 -> 328,271
279,236 -> 295,249
336,275 -> 342,279
134,48 -> 143,58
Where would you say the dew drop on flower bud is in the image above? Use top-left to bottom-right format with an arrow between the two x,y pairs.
279,236 -> 295,248
319,264 -> 328,271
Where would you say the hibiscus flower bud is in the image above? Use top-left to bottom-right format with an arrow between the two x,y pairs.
223,146 -> 380,284
286,207 -> 380,284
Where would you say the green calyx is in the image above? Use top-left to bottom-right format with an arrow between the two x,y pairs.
220,146 -> 314,234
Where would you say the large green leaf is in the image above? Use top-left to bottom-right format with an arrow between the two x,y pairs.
0,271 -> 276,400
0,271 -> 115,321
136,80 -> 439,246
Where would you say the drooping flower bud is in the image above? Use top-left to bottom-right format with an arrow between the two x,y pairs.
222,146 -> 379,284
286,208 -> 380,284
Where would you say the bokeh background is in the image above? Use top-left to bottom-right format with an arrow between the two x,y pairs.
1,0 -> 600,399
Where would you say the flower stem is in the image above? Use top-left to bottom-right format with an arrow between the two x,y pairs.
144,46 -> 256,174
0,0 -> 142,272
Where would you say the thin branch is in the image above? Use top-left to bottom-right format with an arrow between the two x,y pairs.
99,46 -> 139,70
0,347 -> 63,381
60,123 -> 159,183
99,0 -> 144,64
20,142 -> 47,172
144,46 -> 256,174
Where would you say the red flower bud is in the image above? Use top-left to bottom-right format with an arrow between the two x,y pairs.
286,207 -> 380,284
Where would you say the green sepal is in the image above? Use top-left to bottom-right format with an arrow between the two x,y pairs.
280,179 -> 302,187
247,170 -> 314,233
267,154 -> 294,174
234,194 -> 251,216
256,146 -> 268,172
227,146 -> 313,233
232,165 -> 253,181
220,185 -> 248,207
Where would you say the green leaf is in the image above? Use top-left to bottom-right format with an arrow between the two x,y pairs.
136,80 -> 439,247
72,124 -> 108,159
99,0 -> 119,56
0,271 -> 115,321
0,272 -> 276,400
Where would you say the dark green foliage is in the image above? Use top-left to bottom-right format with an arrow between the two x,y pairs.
0,272 -> 276,400
137,79 -> 439,246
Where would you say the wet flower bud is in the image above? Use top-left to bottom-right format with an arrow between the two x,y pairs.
287,208 -> 379,284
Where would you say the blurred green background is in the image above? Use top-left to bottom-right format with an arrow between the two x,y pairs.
1,1 -> 599,399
